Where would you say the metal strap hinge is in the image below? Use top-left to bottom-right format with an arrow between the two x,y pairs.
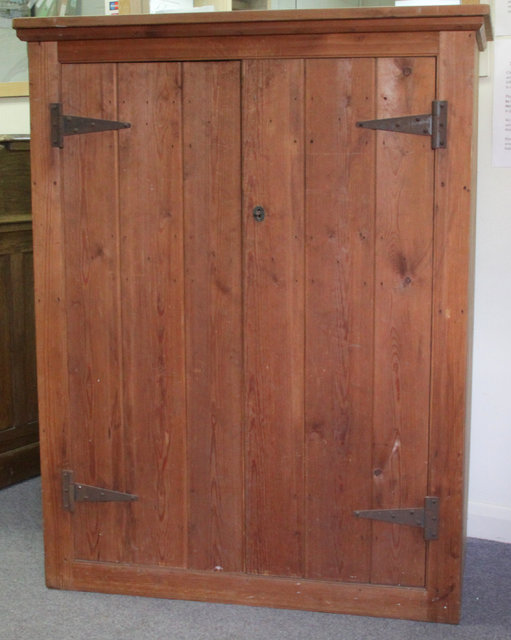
62,470 -> 138,512
354,496 -> 439,541
50,103 -> 131,149
356,101 -> 447,149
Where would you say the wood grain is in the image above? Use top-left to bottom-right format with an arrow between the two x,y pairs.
183,61 -> 244,572
61,63 -> 126,564
304,58 -> 375,583
0,145 -> 31,220
427,31 -> 479,624
243,59 -> 305,577
117,62 -> 187,568
56,33 -> 440,65
371,57 -> 435,587
27,40 -> 72,588
70,558 -> 431,621
14,6 -> 491,48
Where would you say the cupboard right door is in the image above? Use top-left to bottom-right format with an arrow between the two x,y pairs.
242,55 -> 436,588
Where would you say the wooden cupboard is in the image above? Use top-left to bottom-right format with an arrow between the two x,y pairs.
15,6 -> 491,623
0,137 -> 39,489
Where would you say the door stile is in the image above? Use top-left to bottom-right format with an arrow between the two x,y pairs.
61,62 -> 127,564
371,56 -> 435,587
427,31 -> 479,623
26,41 -> 72,588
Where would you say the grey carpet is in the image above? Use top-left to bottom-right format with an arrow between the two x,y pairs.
1,477 -> 510,640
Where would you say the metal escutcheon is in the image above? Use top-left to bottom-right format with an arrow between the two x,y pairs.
253,205 -> 265,222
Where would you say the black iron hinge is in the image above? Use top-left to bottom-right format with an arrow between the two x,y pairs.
356,101 -> 447,149
354,496 -> 439,541
50,103 -> 131,149
62,470 -> 138,512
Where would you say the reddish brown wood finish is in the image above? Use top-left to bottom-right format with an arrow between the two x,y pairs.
14,6 -> 491,48
26,40 -> 72,588
243,59 -> 305,577
117,62 -> 187,568
427,31 -> 480,624
61,63 -> 126,563
18,9 -> 488,623
304,57 -> 375,583
56,32 -> 441,64
371,56 -> 435,587
183,61 -> 244,572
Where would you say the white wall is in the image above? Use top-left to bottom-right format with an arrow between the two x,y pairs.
0,31 -> 509,545
0,96 -> 30,134
467,41 -> 511,544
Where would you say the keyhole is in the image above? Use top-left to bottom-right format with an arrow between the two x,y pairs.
253,206 -> 265,222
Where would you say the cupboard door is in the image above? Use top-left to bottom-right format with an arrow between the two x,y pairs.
59,54 -> 436,591
61,60 -> 243,569
242,56 -> 436,587
304,56 -> 435,588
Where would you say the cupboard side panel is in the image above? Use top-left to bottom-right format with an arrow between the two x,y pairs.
118,62 -> 187,568
243,59 -> 305,577
304,58 -> 375,582
371,57 -> 435,587
27,41 -> 72,587
428,32 -> 479,624
183,61 -> 244,572
62,63 -> 126,563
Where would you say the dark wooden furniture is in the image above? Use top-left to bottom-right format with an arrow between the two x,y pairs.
0,137 -> 39,488
15,6 -> 491,623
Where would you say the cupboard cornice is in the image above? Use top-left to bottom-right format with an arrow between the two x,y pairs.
14,6 -> 491,52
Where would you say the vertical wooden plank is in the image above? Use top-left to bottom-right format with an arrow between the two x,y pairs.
61,63 -> 125,563
26,41 -> 72,588
117,62 -> 187,568
243,59 -> 305,577
304,58 -> 375,582
183,61 -> 244,572
428,32 -> 479,623
371,57 -> 435,587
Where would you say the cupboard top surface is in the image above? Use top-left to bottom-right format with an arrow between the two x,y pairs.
14,6 -> 492,50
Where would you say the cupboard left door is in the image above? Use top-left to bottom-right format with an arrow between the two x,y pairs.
57,61 -> 188,567
36,56 -> 244,588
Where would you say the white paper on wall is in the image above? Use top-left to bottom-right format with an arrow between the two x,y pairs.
495,0 -> 511,37
150,0 -> 193,11
493,39 -> 511,167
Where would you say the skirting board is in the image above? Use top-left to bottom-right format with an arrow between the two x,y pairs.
467,502 -> 511,543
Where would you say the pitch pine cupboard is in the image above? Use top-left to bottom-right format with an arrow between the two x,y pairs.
15,6 -> 491,623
